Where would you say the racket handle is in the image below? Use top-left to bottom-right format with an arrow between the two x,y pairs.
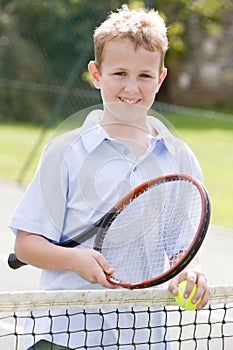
8,253 -> 27,270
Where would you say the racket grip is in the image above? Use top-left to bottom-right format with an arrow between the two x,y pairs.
8,253 -> 27,270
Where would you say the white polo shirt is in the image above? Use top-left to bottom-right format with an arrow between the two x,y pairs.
9,109 -> 203,349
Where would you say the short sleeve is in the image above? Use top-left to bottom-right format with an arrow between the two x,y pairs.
9,136 -> 69,243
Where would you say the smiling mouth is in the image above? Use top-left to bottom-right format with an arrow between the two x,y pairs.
119,97 -> 141,104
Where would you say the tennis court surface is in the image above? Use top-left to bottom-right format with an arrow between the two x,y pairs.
0,178 -> 233,349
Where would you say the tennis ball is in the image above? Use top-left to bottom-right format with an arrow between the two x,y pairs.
175,281 -> 201,310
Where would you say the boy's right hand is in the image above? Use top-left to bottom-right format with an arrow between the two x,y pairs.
69,248 -> 118,289
14,231 -> 117,289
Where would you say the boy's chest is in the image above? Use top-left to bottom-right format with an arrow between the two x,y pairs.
68,140 -> 177,213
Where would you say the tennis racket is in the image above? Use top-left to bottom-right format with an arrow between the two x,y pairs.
8,174 -> 210,289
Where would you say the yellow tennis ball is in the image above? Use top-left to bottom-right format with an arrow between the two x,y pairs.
175,281 -> 201,310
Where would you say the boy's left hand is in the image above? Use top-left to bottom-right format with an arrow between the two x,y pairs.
168,268 -> 210,310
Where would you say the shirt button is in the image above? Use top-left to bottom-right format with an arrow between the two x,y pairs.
124,149 -> 129,155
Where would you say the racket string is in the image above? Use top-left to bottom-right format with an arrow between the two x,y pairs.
96,178 -> 204,285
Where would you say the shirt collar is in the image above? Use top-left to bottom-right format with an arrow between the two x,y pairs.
147,115 -> 177,157
81,110 -> 109,153
81,110 -> 178,156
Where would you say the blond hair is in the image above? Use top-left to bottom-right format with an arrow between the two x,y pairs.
93,4 -> 168,73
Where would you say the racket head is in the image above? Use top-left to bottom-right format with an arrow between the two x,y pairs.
94,174 -> 211,289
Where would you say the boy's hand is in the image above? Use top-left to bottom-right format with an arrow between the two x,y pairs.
168,268 -> 210,310
70,248 -> 118,289
15,231 -> 117,289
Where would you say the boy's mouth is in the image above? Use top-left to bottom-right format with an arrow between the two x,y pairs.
119,97 -> 141,104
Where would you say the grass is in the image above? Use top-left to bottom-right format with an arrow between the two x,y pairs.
163,110 -> 233,229
0,109 -> 233,229
0,124 -> 53,185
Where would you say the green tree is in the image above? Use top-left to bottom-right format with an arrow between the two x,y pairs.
0,0 -> 231,123
0,1 -> 49,122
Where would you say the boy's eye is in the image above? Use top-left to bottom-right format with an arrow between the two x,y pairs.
113,72 -> 126,76
139,73 -> 153,79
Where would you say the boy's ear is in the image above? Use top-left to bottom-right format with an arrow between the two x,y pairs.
156,67 -> 167,94
88,61 -> 101,89
157,67 -> 167,91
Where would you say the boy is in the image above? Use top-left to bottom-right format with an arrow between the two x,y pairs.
10,5 -> 210,349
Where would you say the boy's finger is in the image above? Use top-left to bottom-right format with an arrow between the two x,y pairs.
184,272 -> 197,298
94,251 -> 114,274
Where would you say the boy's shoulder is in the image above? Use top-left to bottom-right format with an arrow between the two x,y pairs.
44,109 -> 103,154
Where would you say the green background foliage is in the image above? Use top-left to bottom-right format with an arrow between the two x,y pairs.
0,0 -> 231,123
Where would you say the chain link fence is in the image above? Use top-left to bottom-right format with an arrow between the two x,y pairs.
0,1 -> 128,125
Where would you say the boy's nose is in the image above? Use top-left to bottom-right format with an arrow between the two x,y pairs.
124,78 -> 139,94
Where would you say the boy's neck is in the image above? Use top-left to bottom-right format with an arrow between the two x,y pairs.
100,118 -> 158,158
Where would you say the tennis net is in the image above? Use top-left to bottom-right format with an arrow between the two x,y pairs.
0,285 -> 233,349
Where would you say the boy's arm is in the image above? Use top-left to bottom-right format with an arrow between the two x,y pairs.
14,230 -> 117,289
168,255 -> 210,310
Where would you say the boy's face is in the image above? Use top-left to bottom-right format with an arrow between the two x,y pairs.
89,38 -> 167,121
